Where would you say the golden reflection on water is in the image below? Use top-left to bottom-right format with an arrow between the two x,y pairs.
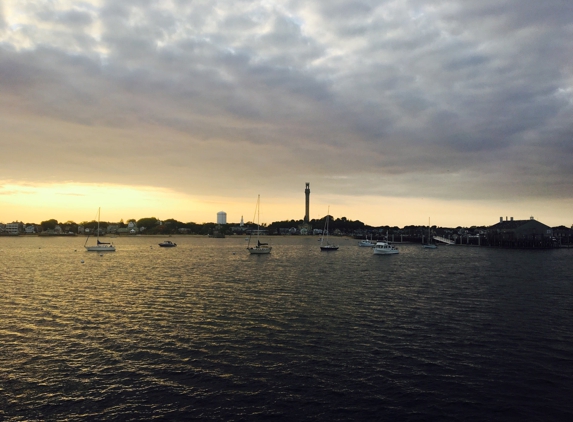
1,236 -> 573,420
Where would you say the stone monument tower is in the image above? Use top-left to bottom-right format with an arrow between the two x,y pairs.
304,182 -> 310,223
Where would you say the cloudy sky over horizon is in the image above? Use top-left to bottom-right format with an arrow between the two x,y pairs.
1,0 -> 572,226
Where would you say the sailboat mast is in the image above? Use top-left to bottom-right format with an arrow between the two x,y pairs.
322,206 -> 330,246
327,206 -> 330,241
97,207 -> 101,242
256,195 -> 260,242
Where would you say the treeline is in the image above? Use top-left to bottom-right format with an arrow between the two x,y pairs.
23,215 -> 375,236
267,216 -> 369,233
34,217 -> 222,236
15,216 -> 559,238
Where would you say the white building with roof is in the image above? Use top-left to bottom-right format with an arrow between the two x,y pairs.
6,223 -> 19,234
217,211 -> 227,225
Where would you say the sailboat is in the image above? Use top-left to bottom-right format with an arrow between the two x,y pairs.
84,208 -> 116,252
247,195 -> 272,255
422,217 -> 437,249
320,207 -> 339,251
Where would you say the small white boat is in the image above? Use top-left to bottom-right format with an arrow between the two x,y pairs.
422,217 -> 438,249
321,243 -> 339,251
247,195 -> 272,255
373,241 -> 399,255
320,206 -> 338,251
159,240 -> 177,247
85,208 -> 115,252
85,241 -> 116,252
358,235 -> 375,247
86,240 -> 115,252
248,240 -> 273,254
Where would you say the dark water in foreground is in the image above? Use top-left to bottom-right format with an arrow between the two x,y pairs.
1,236 -> 572,421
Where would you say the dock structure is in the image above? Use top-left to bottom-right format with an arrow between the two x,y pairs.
433,236 -> 455,245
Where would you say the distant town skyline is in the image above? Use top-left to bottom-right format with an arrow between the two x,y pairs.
1,1 -> 572,228
0,187 -> 570,230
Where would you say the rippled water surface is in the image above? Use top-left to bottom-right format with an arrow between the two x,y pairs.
1,236 -> 573,421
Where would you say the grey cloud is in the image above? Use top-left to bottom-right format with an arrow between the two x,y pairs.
0,4 -> 5,31
35,8 -> 94,27
442,0 -> 573,32
313,0 -> 379,20
1,0 -> 572,203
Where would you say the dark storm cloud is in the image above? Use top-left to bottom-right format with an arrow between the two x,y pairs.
0,0 -> 572,201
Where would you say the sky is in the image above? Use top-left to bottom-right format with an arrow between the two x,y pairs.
1,0 -> 572,227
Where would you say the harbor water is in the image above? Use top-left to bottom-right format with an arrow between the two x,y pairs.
1,236 -> 572,421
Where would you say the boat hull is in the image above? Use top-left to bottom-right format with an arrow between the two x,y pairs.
248,246 -> 272,254
320,245 -> 339,251
373,249 -> 399,255
85,245 -> 116,252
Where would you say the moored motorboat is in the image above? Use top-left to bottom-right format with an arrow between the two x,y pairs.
358,236 -> 375,247
373,241 -> 399,255
159,240 -> 177,247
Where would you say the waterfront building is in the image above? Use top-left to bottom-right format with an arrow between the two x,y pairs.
6,223 -> 20,234
118,221 -> 138,235
487,216 -> 554,248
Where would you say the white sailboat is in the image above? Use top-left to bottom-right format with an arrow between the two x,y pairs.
320,206 -> 339,251
422,217 -> 437,249
247,195 -> 272,255
84,208 -> 116,252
